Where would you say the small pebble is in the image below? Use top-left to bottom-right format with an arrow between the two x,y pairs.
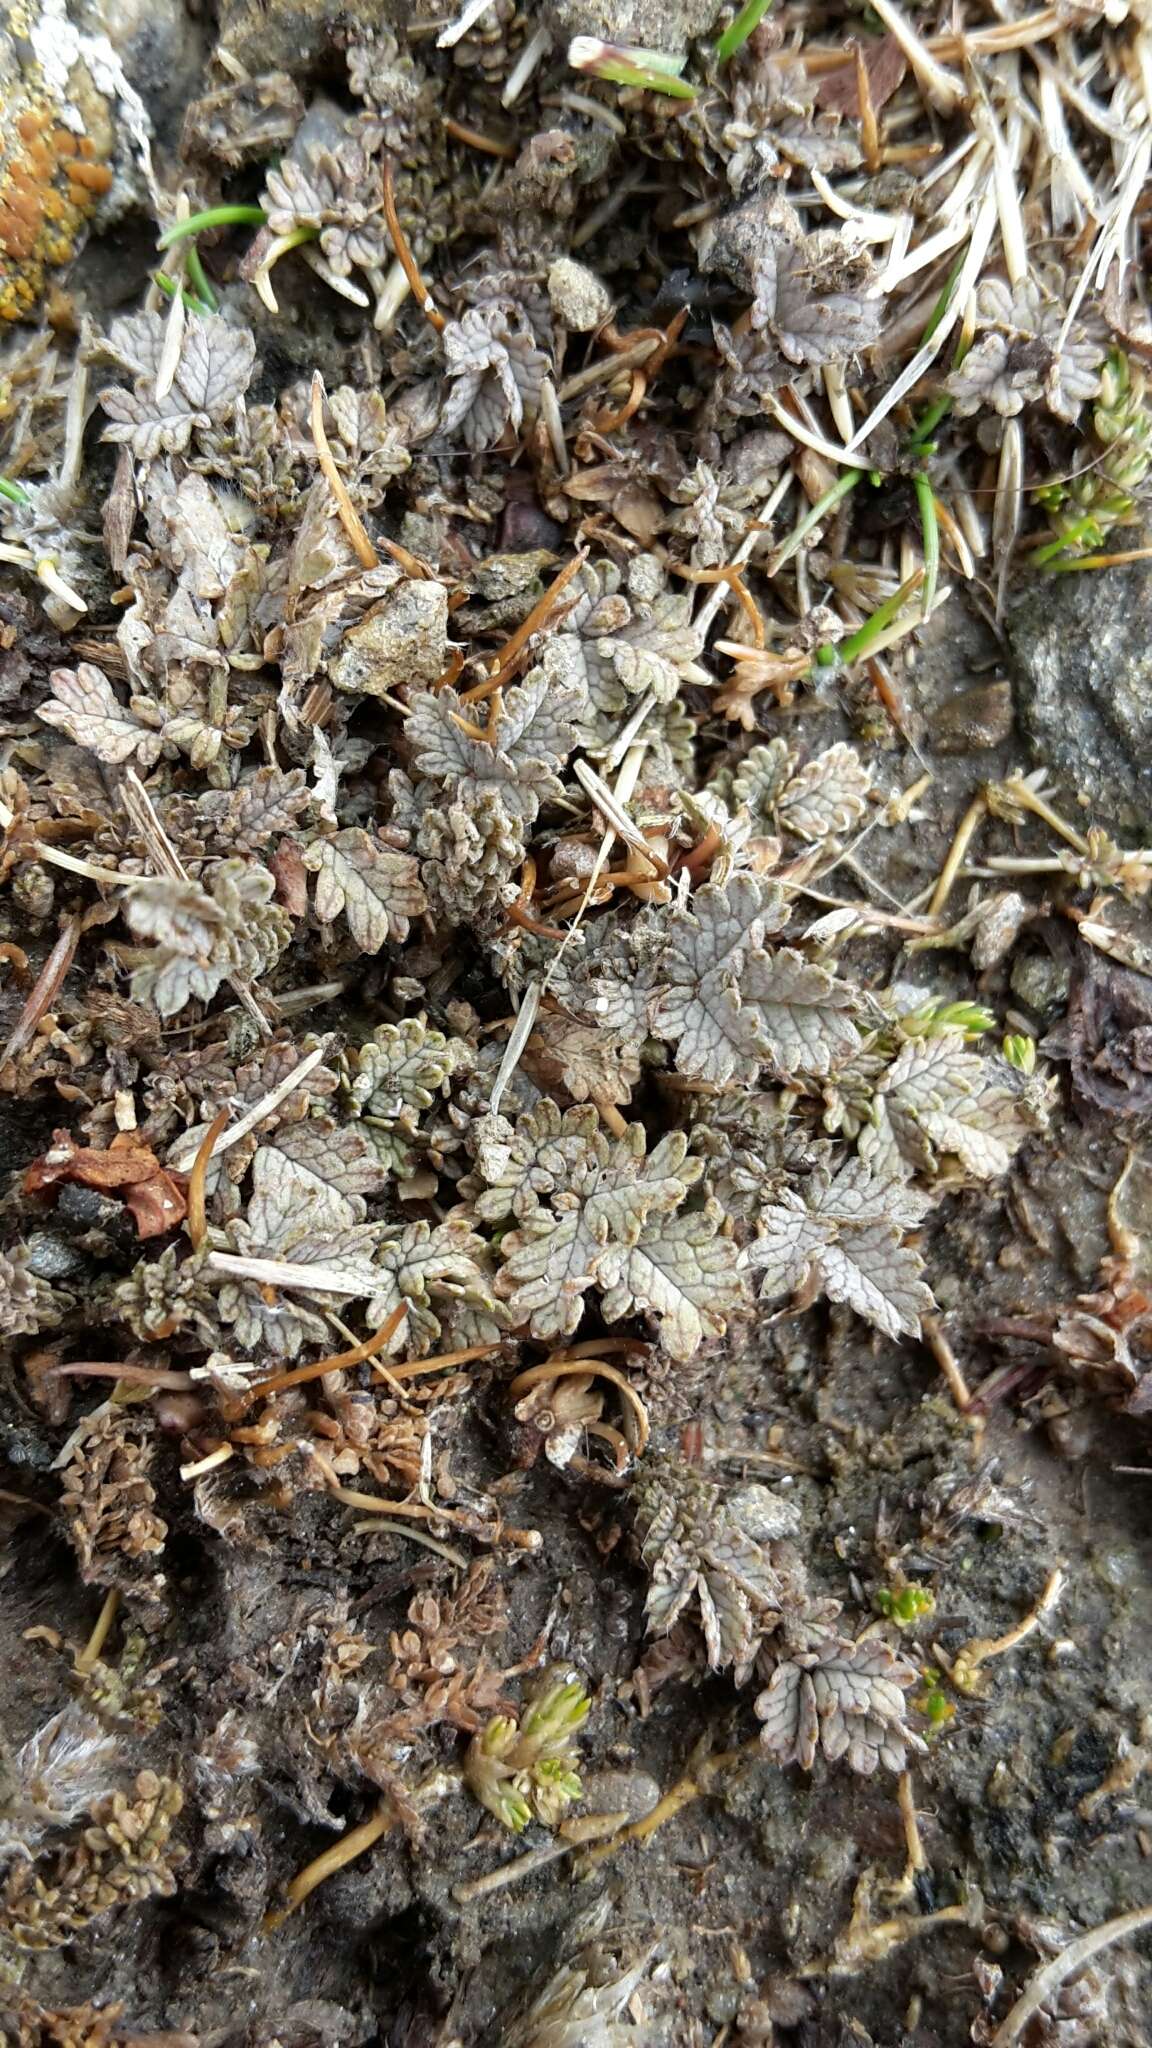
934,680 -> 1014,753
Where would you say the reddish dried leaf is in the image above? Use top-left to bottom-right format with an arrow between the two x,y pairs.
23,1129 -> 188,1237
815,35 -> 907,116
123,1170 -> 189,1239
25,1132 -> 161,1194
271,834 -> 309,918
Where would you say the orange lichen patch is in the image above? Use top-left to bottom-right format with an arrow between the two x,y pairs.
0,87 -> 113,320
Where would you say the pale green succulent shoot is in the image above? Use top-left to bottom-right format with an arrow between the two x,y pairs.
898,999 -> 996,1042
517,1671 -> 591,1751
1035,350 -> 1152,566
1002,1032 -> 1037,1074
464,1671 -> 591,1834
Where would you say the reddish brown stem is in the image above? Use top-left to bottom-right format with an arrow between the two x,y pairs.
186,1109 -> 229,1251
382,159 -> 445,333
461,552 -> 588,702
243,1301 -> 409,1402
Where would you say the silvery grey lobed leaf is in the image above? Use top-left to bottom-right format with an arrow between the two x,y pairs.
596,1200 -> 748,1360
303,827 -> 426,952
366,1218 -> 504,1356
406,666 -> 583,825
490,1117 -> 700,1342
648,874 -> 788,1086
258,1124 -> 390,1222
195,766 -> 312,851
750,225 -> 882,368
748,1156 -> 934,1339
740,947 -> 859,1079
100,316 -> 256,461
440,309 -> 549,451
217,1145 -> 385,1354
755,1635 -> 925,1775
146,469 -> 243,600
634,1453 -> 801,1675
126,860 -> 290,1018
774,742 -> 872,843
347,1016 -> 469,1125
37,665 -> 164,768
867,1032 -> 1034,1181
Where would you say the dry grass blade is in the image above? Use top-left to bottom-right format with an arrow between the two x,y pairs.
309,371 -> 378,569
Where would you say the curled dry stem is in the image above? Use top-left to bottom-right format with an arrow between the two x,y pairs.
241,1300 -> 409,1403
462,551 -> 588,701
990,1903 -> 1152,2047
946,1566 -> 1066,1696
505,854 -> 568,942
508,1356 -> 650,1453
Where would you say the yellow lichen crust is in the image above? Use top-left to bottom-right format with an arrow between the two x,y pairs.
0,3 -> 114,320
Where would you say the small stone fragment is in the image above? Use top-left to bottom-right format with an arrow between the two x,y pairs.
547,256 -> 613,332
330,580 -> 449,697
934,679 -> 1014,754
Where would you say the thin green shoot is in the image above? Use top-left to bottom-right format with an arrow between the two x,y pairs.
0,476 -> 30,506
906,393 -> 952,455
920,246 -> 967,348
716,0 -> 773,61
820,568 -> 925,668
568,35 -> 697,99
769,467 -> 865,573
183,242 -> 218,311
1045,543 -> 1152,573
912,472 -> 939,619
1029,514 -> 1108,568
153,271 -> 215,315
157,204 -> 267,251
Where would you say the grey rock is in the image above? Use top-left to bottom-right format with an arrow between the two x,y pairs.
1006,563 -> 1152,834
330,580 -> 448,697
23,1231 -> 86,1281
546,0 -> 725,52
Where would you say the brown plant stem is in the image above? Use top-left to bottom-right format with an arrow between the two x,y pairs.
309,371 -> 378,569
241,1301 -> 409,1403
381,159 -> 445,333
74,1587 -> 120,1675
461,552 -> 588,701
186,1109 -> 229,1251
